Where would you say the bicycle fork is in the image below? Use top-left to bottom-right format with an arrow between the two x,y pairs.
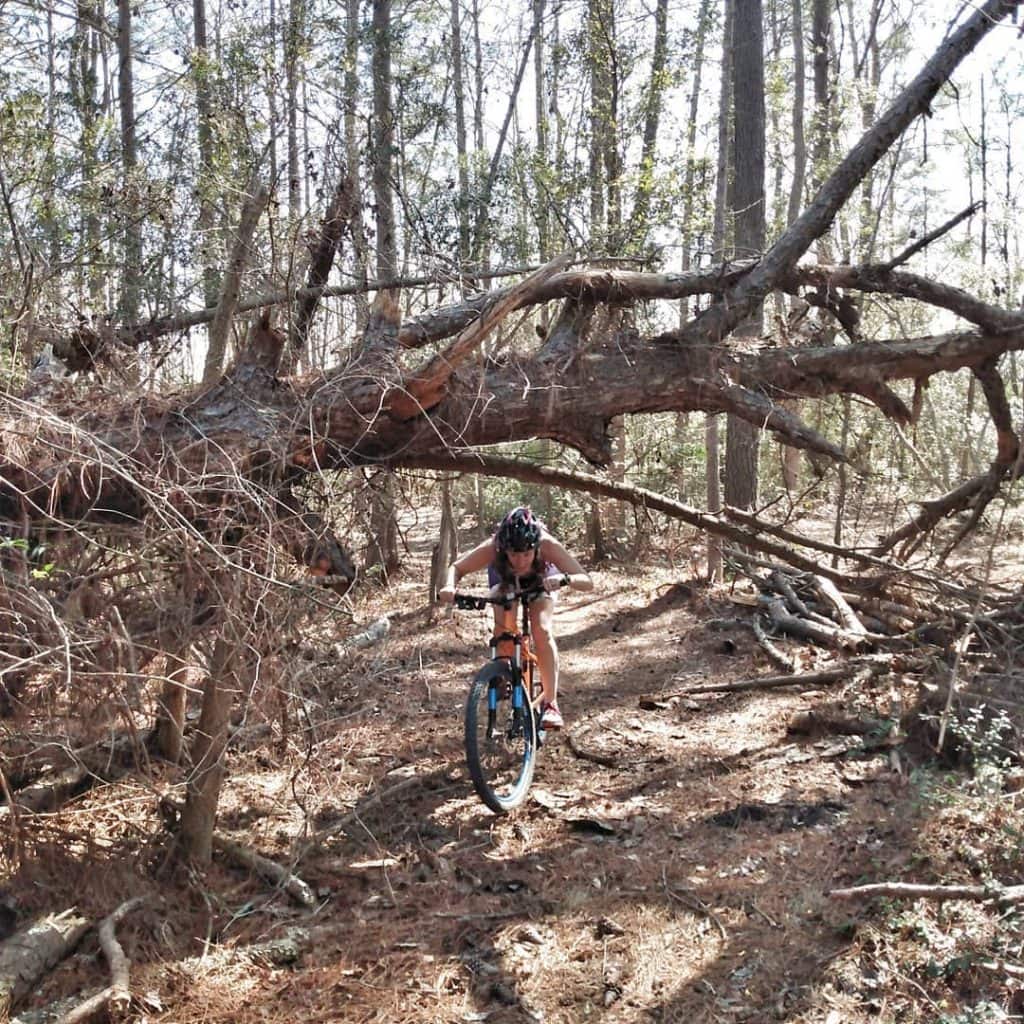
487,631 -> 528,739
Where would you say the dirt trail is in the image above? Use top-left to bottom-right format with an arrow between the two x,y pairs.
12,527 -> 1012,1023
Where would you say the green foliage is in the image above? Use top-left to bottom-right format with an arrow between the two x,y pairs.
0,537 -> 54,579
947,705 -> 1016,795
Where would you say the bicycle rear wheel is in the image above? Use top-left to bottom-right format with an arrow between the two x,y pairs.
465,663 -> 537,813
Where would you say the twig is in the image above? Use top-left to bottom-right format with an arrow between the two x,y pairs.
661,867 -> 727,941
673,655 -> 896,696
828,881 -> 1024,906
875,202 -> 982,272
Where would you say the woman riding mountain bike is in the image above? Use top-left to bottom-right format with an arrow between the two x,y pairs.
438,506 -> 593,730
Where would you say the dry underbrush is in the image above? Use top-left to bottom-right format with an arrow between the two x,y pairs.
1,551 -> 1023,1023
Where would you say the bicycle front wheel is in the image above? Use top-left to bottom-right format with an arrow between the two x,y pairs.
465,663 -> 537,813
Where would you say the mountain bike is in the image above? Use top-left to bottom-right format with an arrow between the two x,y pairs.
453,585 -> 550,813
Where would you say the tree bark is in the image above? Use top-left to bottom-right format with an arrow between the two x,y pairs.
179,637 -> 248,864
724,0 -> 765,512
0,911 -> 90,1020
115,0 -> 141,329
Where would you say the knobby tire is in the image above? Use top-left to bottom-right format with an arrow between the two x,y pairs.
464,665 -> 537,813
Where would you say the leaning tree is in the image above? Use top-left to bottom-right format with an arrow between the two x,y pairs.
3,0 -> 1024,861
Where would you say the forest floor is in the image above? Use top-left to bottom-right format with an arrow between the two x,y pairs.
7,513 -> 1024,1024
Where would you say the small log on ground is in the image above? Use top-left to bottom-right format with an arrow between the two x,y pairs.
55,988 -> 110,1024
158,798 -> 316,907
787,709 -> 888,737
0,764 -> 91,816
759,595 -> 865,650
0,910 -> 90,1021
98,896 -> 143,1018
333,616 -> 390,655
751,613 -> 796,673
211,834 -> 316,908
56,897 -> 145,1024
828,881 -> 1024,906
767,570 -> 811,617
812,576 -> 869,636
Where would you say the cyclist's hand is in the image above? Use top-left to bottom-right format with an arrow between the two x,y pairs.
544,574 -> 571,593
438,586 -> 455,604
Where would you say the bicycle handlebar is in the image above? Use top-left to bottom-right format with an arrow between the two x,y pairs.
452,583 -> 556,611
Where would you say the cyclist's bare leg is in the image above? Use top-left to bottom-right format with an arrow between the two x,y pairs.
492,606 -> 516,638
529,597 -> 558,706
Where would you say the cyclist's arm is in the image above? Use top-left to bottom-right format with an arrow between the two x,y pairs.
540,537 -> 594,592
439,538 -> 495,601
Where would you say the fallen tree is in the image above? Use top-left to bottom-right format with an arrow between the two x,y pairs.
2,0 -> 1023,863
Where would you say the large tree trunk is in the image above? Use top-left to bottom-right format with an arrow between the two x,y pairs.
116,0 -> 141,330
706,0 -> 734,581
724,0 -> 766,513
195,0 -> 225,383
366,0 -> 400,576
451,0 -> 471,266
781,0 -> 807,493
0,911 -> 90,1019
344,0 -> 370,332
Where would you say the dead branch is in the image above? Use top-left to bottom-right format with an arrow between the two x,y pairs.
787,709 -> 888,737
751,613 -> 797,673
674,656 -> 897,695
759,595 -> 860,650
828,881 -> 1024,906
0,763 -> 91,815
55,897 -> 145,1024
398,453 -> 883,588
675,0 -> 1018,348
334,616 -> 390,653
876,202 -> 983,272
289,172 -> 358,364
204,177 -> 271,383
0,910 -> 90,1020
211,834 -> 316,908
811,576 -> 869,636
661,867 -> 728,941
767,569 -> 811,617
387,252 -> 572,419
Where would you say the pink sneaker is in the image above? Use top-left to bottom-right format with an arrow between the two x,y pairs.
540,701 -> 564,730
